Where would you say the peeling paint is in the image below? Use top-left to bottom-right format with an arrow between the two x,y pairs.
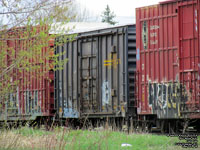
175,74 -> 179,81
142,64 -> 144,70
102,81 -> 111,106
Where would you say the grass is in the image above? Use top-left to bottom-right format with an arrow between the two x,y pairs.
0,127 -> 199,150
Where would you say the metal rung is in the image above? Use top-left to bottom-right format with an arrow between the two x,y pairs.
81,55 -> 96,58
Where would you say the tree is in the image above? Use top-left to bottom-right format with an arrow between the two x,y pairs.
0,0 -> 76,114
101,5 -> 117,25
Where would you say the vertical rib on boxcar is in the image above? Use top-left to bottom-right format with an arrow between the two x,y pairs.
136,0 -> 200,132
54,25 -> 137,122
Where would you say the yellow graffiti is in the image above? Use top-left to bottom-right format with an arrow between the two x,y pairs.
104,59 -> 120,65
104,60 -> 113,63
178,104 -> 181,117
104,57 -> 120,69
167,101 -> 171,108
142,94 -> 145,102
104,63 -> 112,66
121,106 -> 125,113
108,53 -> 113,58
172,103 -> 176,109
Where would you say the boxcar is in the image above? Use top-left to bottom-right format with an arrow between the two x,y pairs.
136,0 -> 200,131
54,24 -> 136,120
0,26 -> 54,121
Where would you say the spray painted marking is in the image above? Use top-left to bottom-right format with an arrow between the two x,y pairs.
104,59 -> 120,65
136,48 -> 140,60
104,53 -> 120,69
63,108 -> 79,118
102,81 -> 110,106
149,82 -> 188,118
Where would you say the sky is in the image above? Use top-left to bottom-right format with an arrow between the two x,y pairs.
76,0 -> 166,24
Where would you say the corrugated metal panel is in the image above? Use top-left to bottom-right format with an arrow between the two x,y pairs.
0,26 -> 54,121
55,24 -> 136,118
136,0 -> 200,119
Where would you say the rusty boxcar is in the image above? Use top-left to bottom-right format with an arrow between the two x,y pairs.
136,0 -> 200,131
54,24 -> 136,120
0,26 -> 54,121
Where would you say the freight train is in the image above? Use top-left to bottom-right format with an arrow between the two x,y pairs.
1,0 -> 200,133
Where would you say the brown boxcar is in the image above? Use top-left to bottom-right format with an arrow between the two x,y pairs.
0,26 -> 54,121
55,24 -> 136,119
136,0 -> 200,119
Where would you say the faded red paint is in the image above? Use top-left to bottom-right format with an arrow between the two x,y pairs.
136,0 -> 200,118
1,26 -> 54,120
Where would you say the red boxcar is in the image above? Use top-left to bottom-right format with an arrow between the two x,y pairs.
0,26 -> 54,121
136,0 -> 200,119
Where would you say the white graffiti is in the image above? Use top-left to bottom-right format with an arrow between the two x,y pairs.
102,81 -> 110,106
